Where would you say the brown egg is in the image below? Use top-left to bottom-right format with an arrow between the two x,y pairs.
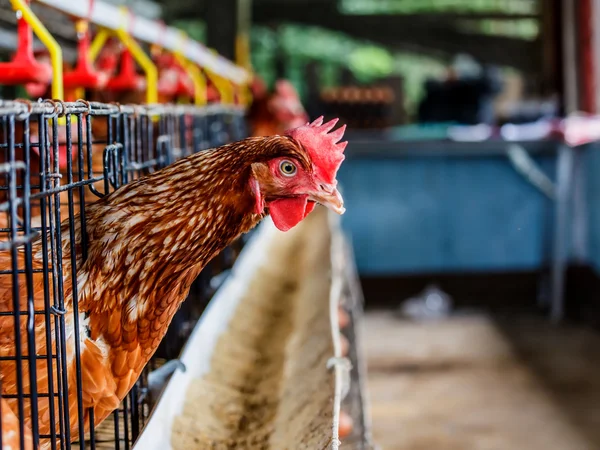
339,410 -> 354,439
340,334 -> 350,357
338,306 -> 350,329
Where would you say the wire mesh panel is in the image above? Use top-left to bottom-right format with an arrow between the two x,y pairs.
0,101 -> 246,450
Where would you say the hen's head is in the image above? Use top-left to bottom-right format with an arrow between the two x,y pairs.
249,116 -> 347,231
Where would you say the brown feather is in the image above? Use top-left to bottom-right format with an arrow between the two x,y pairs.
1,397 -> 33,450
0,135 -> 310,448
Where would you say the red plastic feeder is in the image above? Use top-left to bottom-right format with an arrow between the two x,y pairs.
29,123 -> 73,171
96,39 -> 120,75
24,49 -> 51,97
207,82 -> 219,103
64,23 -> 108,91
106,49 -> 145,92
0,14 -> 52,86
174,65 -> 195,99
156,53 -> 193,100
158,61 -> 178,98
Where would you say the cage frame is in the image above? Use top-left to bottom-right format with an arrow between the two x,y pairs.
0,99 -> 246,450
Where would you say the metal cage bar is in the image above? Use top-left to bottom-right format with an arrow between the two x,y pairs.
0,101 -> 246,450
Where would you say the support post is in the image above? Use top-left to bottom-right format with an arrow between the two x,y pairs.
561,0 -> 578,113
236,0 -> 252,69
205,0 -> 240,61
551,144 -> 574,323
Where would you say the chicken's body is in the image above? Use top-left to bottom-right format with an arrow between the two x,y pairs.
0,140 -> 266,446
1,397 -> 33,450
0,120 -> 348,449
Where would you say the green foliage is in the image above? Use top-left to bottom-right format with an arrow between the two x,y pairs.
172,16 -> 526,116
275,24 -> 395,82
171,20 -> 206,43
349,46 -> 394,82
318,61 -> 341,88
250,24 -> 448,114
255,24 -> 448,107
279,25 -> 355,64
338,0 -> 539,15
456,18 -> 539,40
250,26 -> 278,88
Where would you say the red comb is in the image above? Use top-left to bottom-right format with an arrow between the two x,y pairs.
285,116 -> 347,184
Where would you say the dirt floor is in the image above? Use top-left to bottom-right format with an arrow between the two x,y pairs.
364,312 -> 600,450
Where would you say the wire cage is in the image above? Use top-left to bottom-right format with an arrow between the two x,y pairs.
0,100 -> 247,450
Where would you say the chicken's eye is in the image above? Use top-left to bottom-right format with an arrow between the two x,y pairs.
279,160 -> 297,177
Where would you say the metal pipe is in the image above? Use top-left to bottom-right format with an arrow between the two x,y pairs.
506,144 -> 556,200
551,144 -> 574,323
35,0 -> 250,84
11,0 -> 64,100
571,147 -> 588,263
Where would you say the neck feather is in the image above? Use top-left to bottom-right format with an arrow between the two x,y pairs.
44,140 -> 271,313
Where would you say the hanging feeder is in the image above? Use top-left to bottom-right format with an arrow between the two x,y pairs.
174,64 -> 195,99
171,31 -> 209,106
154,23 -> 180,102
207,80 -> 220,103
154,43 -> 195,102
155,52 -> 178,100
0,8 -> 52,86
101,7 -> 156,103
24,48 -> 51,98
97,46 -> 119,75
106,47 -> 145,93
64,19 -> 108,99
94,34 -> 120,75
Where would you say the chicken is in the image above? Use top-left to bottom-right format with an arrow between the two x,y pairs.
1,397 -> 33,450
0,116 -> 347,448
248,79 -> 309,137
270,80 -> 310,130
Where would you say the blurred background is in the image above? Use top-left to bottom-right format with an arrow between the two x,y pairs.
234,1 -> 599,448
3,0 -> 600,448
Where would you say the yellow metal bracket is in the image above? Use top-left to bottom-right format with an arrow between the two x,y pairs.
89,28 -> 112,63
235,33 -> 251,72
174,32 -> 207,106
205,49 -> 235,104
11,0 -> 63,101
69,20 -> 90,101
205,68 -> 234,105
115,28 -> 158,104
88,8 -> 158,104
115,7 -> 157,104
238,78 -> 253,107
174,55 -> 207,106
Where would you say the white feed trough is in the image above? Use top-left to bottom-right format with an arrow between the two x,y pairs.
133,208 -> 356,449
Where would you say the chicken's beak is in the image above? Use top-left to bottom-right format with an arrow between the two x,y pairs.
309,183 -> 346,215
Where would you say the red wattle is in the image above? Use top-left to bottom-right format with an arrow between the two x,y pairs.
304,201 -> 316,216
269,196 -> 315,231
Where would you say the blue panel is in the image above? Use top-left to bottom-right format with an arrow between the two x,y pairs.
337,148 -> 555,275
585,146 -> 600,272
339,158 -> 445,274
